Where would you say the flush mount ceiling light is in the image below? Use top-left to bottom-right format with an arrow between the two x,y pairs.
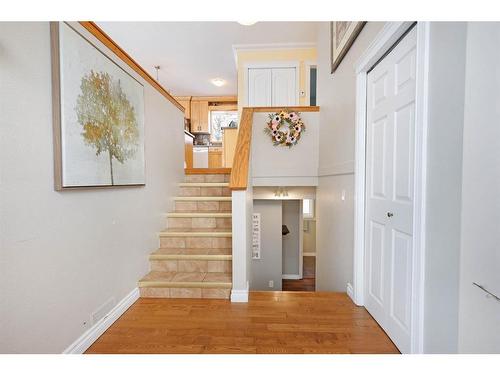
237,21 -> 258,26
211,78 -> 226,87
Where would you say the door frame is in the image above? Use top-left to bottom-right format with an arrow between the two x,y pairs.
352,22 -> 430,354
304,60 -> 317,105
243,61 -> 301,106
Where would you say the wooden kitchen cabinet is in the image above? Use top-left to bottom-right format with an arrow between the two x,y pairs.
208,147 -> 223,168
190,100 -> 209,133
174,96 -> 191,119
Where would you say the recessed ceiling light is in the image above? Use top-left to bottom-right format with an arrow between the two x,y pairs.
237,21 -> 258,26
211,78 -> 226,87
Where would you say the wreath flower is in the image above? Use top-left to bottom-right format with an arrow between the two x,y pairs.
264,109 -> 306,148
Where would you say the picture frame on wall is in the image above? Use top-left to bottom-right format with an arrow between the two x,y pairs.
50,22 -> 145,190
330,21 -> 366,73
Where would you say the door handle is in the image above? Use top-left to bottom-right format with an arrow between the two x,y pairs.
387,212 -> 394,218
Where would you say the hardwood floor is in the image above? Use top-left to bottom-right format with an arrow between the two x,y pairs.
283,256 -> 316,292
85,292 -> 399,354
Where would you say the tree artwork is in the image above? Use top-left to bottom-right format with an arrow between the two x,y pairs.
75,70 -> 139,185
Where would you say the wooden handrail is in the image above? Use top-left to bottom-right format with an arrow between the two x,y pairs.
78,22 -> 184,113
229,108 -> 254,190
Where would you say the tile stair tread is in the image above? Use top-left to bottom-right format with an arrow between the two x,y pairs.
158,228 -> 232,237
165,212 -> 232,217
150,253 -> 232,260
138,271 -> 232,287
162,227 -> 232,233
152,248 -> 232,256
179,182 -> 229,187
174,196 -> 232,201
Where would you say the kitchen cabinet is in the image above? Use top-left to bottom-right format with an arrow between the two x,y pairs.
208,147 -> 223,168
174,96 -> 191,119
223,128 -> 238,168
190,100 -> 209,133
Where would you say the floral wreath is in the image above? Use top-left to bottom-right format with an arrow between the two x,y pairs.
264,110 -> 305,148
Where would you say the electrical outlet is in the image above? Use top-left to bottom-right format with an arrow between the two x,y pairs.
269,280 -> 274,288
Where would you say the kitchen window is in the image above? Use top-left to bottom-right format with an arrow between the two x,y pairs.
210,110 -> 238,142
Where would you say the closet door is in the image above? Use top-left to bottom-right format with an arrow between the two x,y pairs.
364,26 -> 417,353
248,68 -> 272,106
271,68 -> 297,106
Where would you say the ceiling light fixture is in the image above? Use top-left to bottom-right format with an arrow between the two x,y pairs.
211,78 -> 226,87
237,21 -> 258,26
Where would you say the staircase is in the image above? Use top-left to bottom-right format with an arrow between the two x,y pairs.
138,170 -> 233,299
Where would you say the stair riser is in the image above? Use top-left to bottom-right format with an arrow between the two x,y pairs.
140,287 -> 230,299
151,259 -> 232,273
167,217 -> 232,229
179,186 -> 231,197
185,174 -> 230,183
175,201 -> 232,212
160,237 -> 232,249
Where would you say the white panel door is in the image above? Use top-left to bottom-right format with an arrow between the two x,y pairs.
248,68 -> 272,106
365,27 -> 416,353
271,68 -> 297,106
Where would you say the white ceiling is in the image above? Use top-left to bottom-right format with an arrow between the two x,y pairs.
97,22 -> 319,96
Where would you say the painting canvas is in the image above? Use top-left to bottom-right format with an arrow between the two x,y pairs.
51,22 -> 145,190
330,21 -> 366,73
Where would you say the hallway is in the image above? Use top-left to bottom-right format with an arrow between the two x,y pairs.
85,292 -> 399,354
283,256 -> 316,292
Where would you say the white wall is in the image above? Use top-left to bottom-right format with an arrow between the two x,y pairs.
458,22 -> 500,353
423,22 -> 467,354
0,22 -> 184,353
251,112 -> 320,186
282,200 -> 301,276
303,219 -> 316,255
251,200 -> 282,291
315,22 -> 385,292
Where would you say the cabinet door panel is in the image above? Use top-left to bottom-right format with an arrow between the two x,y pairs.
271,68 -> 297,106
190,101 -> 200,132
199,101 -> 209,133
248,68 -> 272,106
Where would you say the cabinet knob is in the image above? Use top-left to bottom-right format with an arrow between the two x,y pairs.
387,212 -> 394,218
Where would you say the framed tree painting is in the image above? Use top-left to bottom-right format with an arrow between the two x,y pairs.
51,22 -> 145,190
330,21 -> 366,73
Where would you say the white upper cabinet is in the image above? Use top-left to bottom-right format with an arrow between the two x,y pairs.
271,68 -> 297,106
247,67 -> 297,107
248,68 -> 272,106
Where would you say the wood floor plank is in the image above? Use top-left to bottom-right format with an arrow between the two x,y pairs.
85,291 -> 399,354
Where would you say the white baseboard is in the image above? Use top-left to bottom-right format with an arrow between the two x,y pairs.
231,288 -> 249,302
63,287 -> 140,354
303,252 -> 316,257
282,274 -> 301,280
346,282 -> 354,302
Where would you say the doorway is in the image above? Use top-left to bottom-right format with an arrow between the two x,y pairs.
250,197 -> 317,292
